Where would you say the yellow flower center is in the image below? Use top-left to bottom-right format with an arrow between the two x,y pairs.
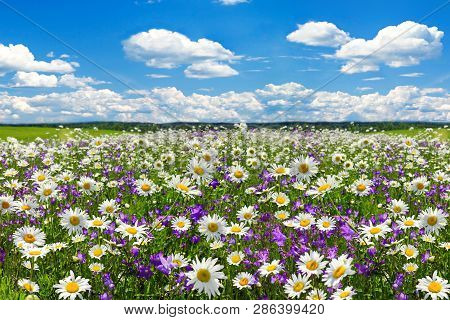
276,196 -> 286,204
93,248 -> 103,257
370,227 -> 381,235
37,175 -> 46,182
306,260 -> 319,271
126,227 -> 138,235
356,184 -> 366,192
22,205 -> 31,211
277,213 -> 287,220
405,248 -> 415,257
332,265 -> 346,279
207,222 -> 219,233
339,291 -> 350,298
275,167 -> 286,174
266,264 -> 276,272
93,220 -> 103,227
239,278 -> 249,286
393,206 -> 402,213
243,212 -> 253,220
83,182 -> 91,190
231,225 -> 242,233
23,283 -> 33,292
176,221 -> 186,228
105,206 -> 114,213
173,259 -> 182,266
234,171 -> 244,179
65,282 -> 80,293
23,234 -> 36,244
428,281 -> 442,293
92,265 -> 101,272
293,282 -> 305,292
404,220 -> 414,227
406,265 -> 416,272
2,201 -> 10,209
70,216 -> 80,226
300,219 -> 310,227
203,154 -> 211,162
176,183 -> 189,192
416,183 -> 424,190
299,163 -> 309,174
29,250 -> 41,256
196,269 -> 211,283
43,189 -> 52,196
322,221 -> 331,228
231,255 -> 241,264
141,184 -> 151,192
427,216 -> 437,226
318,184 -> 331,192
194,166 -> 205,175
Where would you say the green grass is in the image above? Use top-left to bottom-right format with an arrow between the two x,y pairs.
381,128 -> 449,141
0,126 -> 120,141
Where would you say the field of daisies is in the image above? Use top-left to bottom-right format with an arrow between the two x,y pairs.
0,124 -> 448,300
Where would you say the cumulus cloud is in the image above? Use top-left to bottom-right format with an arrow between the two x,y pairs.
287,21 -> 352,47
122,28 -> 239,78
0,43 -> 75,76
147,73 -> 171,78
12,71 -> 58,88
287,21 -> 444,74
58,74 -> 107,88
1,82 -> 447,123
335,21 -> 443,73
184,60 -> 238,78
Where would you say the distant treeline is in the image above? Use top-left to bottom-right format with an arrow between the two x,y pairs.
0,121 -> 448,132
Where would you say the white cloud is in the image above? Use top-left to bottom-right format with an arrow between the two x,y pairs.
58,74 -> 106,88
0,82 -> 448,123
122,29 -> 239,78
334,21 -> 443,74
184,60 -> 238,79
363,77 -> 384,81
0,43 -> 75,76
11,71 -> 58,88
400,72 -> 424,77
287,21 -> 352,47
147,73 -> 171,78
356,86 -> 372,91
217,0 -> 248,5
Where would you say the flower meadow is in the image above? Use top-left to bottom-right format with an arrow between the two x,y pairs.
0,125 -> 449,301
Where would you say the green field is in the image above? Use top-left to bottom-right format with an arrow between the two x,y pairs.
0,126 -> 120,141
0,125 -> 448,141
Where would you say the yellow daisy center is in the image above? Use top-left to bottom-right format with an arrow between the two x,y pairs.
427,216 -> 437,226
65,282 -> 79,293
306,260 -> 319,271
393,206 -> 402,213
2,201 -> 10,209
266,264 -> 276,272
416,183 -> 424,190
176,183 -> 189,192
239,278 -> 249,286
293,282 -> 305,292
318,184 -> 331,192
300,219 -> 310,227
243,212 -> 253,220
231,225 -> 242,233
332,265 -> 346,279
93,220 -> 103,227
405,248 -> 415,257
356,184 -> 366,192
203,154 -> 211,161
404,220 -> 414,227
208,222 -> 219,233
276,196 -> 286,204
428,281 -> 442,293
141,184 -> 151,192
176,221 -> 186,228
231,255 -> 241,264
28,250 -> 41,256
194,166 -> 205,175
23,283 -> 33,292
22,205 -> 31,211
70,216 -> 80,226
93,248 -> 103,257
322,221 -> 331,228
370,227 -> 381,235
299,163 -> 309,174
126,227 -> 138,235
196,269 -> 211,283
23,234 -> 36,244
275,167 -> 286,174
37,175 -> 46,182
339,291 -> 350,298
83,182 -> 91,190
234,171 -> 244,179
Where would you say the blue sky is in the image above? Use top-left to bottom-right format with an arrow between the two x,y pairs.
0,0 -> 449,123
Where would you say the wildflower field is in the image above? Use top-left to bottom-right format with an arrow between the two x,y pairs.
0,124 -> 448,300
